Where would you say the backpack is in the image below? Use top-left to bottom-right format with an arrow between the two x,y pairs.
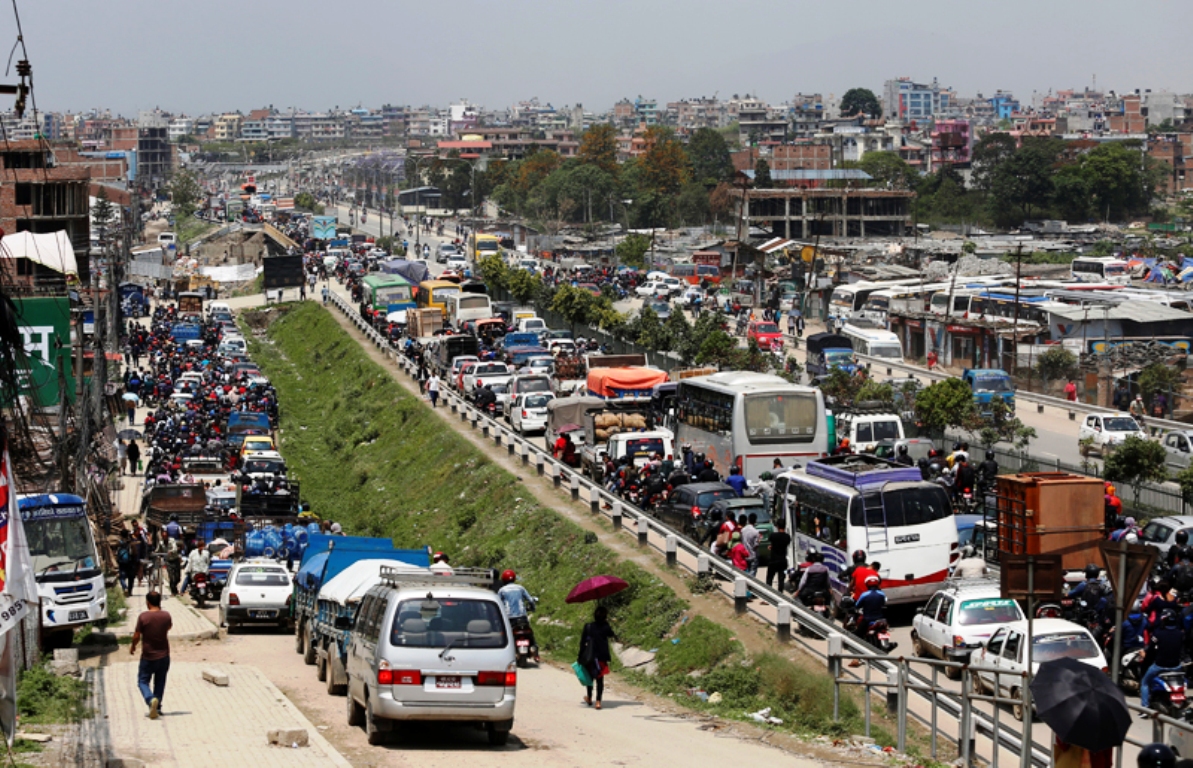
117,545 -> 131,566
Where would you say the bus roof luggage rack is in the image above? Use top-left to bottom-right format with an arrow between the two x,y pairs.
805,454 -> 922,491
378,565 -> 497,590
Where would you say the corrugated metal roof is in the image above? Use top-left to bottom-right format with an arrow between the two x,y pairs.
1047,303 -> 1193,323
743,169 -> 873,181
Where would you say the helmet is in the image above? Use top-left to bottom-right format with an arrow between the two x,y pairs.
841,437 -> 850,447
1138,743 -> 1176,768
852,550 -> 867,565
694,452 -> 706,464
1179,530 -> 1190,546
501,569 -> 517,583
952,441 -> 961,451
865,575 -> 881,587
433,551 -> 448,563
960,545 -> 975,559
897,444 -> 909,455
1085,564 -> 1100,580
986,449 -> 995,461
1125,532 -> 1139,544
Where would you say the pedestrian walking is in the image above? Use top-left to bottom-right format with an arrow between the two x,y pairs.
578,606 -> 617,710
795,314 -> 805,338
766,519 -> 792,592
130,591 -> 172,720
299,282 -> 306,301
117,533 -> 138,595
926,349 -> 938,371
115,438 -> 128,476
127,439 -> 141,476
322,285 -> 329,304
787,313 -> 796,336
426,373 -> 440,408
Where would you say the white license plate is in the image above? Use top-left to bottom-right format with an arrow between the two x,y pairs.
68,610 -> 87,622
250,610 -> 276,619
435,676 -> 461,689
878,633 -> 891,641
517,640 -> 530,647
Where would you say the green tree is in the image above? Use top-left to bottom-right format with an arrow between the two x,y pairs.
1177,464 -> 1193,505
687,127 -> 734,187
970,132 -> 1018,194
914,378 -> 978,440
91,186 -> 116,246
695,329 -> 740,368
676,182 -> 711,225
856,380 -> 896,407
634,306 -> 667,351
477,254 -> 509,293
1035,346 -> 1079,383
839,88 -> 881,119
754,158 -> 773,188
819,368 -> 864,407
616,232 -> 651,269
1103,434 -> 1169,507
168,168 -> 203,221
665,309 -> 696,365
987,138 -> 1064,227
550,284 -> 596,334
1138,362 -> 1182,411
1081,143 -> 1160,222
577,124 -> 618,176
507,268 -> 541,306
1052,163 -> 1092,222
852,151 -> 915,189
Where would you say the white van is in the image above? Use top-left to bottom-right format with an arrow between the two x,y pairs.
343,567 -> 517,745
841,323 -> 904,360
836,410 -> 905,453
516,317 -> 547,334
157,232 -> 176,247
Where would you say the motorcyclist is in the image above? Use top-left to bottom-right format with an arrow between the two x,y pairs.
854,575 -> 888,638
1068,564 -> 1105,602
954,455 -> 977,500
1166,550 -> 1193,597
893,444 -> 914,467
796,549 -> 831,606
1141,610 -> 1185,710
976,450 -> 999,492
951,545 -> 987,578
498,570 -> 539,663
926,449 -> 945,480
1120,603 -> 1147,653
474,384 -> 497,411
1167,530 -> 1193,570
1137,743 -> 1176,768
843,550 -> 879,600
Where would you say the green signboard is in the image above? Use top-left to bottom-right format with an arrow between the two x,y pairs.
13,297 -> 74,406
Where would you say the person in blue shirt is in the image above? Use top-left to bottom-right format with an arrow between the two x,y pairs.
855,575 -> 888,635
725,465 -> 748,497
498,569 -> 538,662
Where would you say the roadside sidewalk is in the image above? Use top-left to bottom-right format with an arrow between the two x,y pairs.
91,661 -> 351,768
110,581 -> 217,641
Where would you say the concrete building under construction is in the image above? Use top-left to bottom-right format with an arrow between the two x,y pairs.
731,187 -> 915,239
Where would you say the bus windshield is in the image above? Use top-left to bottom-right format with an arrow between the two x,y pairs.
743,393 -> 818,443
870,343 -> 902,359
376,286 -> 410,305
476,240 -> 499,253
972,374 -> 1013,393
27,514 -> 99,577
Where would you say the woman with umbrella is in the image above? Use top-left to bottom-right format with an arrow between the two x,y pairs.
567,575 -> 628,711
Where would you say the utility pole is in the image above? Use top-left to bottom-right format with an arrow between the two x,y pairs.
1011,244 -> 1023,375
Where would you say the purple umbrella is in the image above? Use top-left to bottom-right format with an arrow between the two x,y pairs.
566,575 -> 629,604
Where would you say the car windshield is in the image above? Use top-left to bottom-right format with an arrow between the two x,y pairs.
518,378 -> 551,393
489,383 -> 509,394
958,599 -> 1023,626
755,323 -> 779,334
972,375 -> 1013,393
1104,417 -> 1139,432
697,490 -> 740,509
1142,521 -> 1174,543
391,598 -> 508,648
476,365 -> 507,375
651,303 -> 670,312
525,394 -> 553,408
235,568 -> 290,587
1032,632 -> 1101,663
871,343 -> 902,359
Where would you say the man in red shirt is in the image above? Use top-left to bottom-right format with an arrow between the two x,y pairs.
845,550 -> 880,600
130,591 -> 173,720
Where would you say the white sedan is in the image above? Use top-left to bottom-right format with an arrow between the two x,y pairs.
446,254 -> 468,271
219,560 -> 294,632
635,281 -> 670,298
971,618 -> 1107,721
511,392 -> 554,435
1078,413 -> 1144,457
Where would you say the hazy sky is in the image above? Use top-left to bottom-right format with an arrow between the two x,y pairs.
13,0 -> 1193,116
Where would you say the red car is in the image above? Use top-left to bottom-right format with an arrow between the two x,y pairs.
747,321 -> 784,351
578,283 -> 602,297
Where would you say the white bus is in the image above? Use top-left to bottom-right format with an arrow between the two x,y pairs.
830,280 -> 923,324
444,292 -> 494,328
675,372 -> 828,481
771,456 -> 958,605
840,324 -> 904,360
18,493 -> 105,641
1071,256 -> 1130,285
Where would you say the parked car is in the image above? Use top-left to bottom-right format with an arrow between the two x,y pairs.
648,301 -> 672,321
911,582 -> 1025,678
1162,430 -> 1193,473
1078,413 -> 1144,457
971,619 -> 1107,721
661,276 -> 684,295
510,392 -> 554,435
654,482 -> 739,537
1141,515 -> 1193,561
747,321 -> 785,352
219,560 -> 294,632
344,570 -> 516,745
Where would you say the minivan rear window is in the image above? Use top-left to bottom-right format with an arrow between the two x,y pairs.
390,598 -> 508,649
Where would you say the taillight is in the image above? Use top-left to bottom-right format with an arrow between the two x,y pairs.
476,671 -> 517,687
228,593 -> 240,606
380,669 -> 422,686
285,594 -> 292,608
952,635 -> 965,648
691,505 -> 701,519
522,410 -> 528,418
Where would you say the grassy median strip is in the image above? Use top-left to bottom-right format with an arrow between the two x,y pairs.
246,303 -> 887,745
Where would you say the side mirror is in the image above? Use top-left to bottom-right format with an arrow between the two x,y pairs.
915,608 -> 924,615
334,616 -> 351,630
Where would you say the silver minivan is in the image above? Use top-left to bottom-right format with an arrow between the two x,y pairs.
343,567 -> 516,745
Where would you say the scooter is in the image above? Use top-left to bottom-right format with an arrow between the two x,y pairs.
511,605 -> 539,668
1146,668 -> 1188,717
840,596 -> 897,654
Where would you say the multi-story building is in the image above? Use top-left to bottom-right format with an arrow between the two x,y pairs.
988,91 -> 1020,121
136,112 -> 170,188
790,93 -> 826,138
729,95 -> 786,144
213,113 -> 242,141
167,117 -> 194,142
1143,91 -> 1186,127
1147,133 -> 1193,193
930,119 -> 973,167
883,77 -> 950,122
241,120 -> 268,141
1108,93 -> 1146,134
667,97 -> 725,131
265,113 -> 295,140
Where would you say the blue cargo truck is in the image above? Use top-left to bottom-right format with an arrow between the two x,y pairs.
961,368 -> 1015,418
292,536 -> 429,667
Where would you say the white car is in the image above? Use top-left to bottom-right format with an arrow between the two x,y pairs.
446,255 -> 468,271
511,392 -> 554,435
463,362 -> 512,396
676,288 -> 704,307
971,618 -> 1108,721
219,560 -> 294,632
1078,413 -> 1144,457
661,276 -> 684,295
635,281 -> 670,298
911,583 -> 1025,678
546,339 -> 577,356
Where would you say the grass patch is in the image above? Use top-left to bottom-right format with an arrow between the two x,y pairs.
654,616 -> 738,676
12,738 -> 44,753
106,586 -> 126,625
17,663 -> 91,724
246,303 -> 686,654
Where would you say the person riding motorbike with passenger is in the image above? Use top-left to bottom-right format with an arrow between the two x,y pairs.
953,455 -> 977,504
977,450 -> 999,492
843,550 -> 879,600
474,383 -> 497,412
498,569 -> 540,663
952,545 -> 988,578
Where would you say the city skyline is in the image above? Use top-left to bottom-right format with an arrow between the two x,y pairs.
13,0 -> 1193,116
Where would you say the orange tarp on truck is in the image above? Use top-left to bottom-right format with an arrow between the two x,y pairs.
586,367 -> 669,399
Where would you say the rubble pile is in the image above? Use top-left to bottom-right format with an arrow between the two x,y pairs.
1078,340 -> 1188,372
924,256 -> 1014,282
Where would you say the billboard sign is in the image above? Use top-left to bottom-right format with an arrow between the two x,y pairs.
262,255 -> 305,289
312,216 -> 337,240
11,298 -> 74,406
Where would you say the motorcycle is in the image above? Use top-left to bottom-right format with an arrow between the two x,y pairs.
189,571 -> 215,609
511,602 -> 539,668
1146,668 -> 1188,717
840,596 -> 897,654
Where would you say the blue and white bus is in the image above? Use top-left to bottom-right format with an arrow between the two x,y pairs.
18,494 -> 105,637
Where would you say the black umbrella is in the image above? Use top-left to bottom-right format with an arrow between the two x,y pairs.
117,429 -> 142,440
1029,657 -> 1130,752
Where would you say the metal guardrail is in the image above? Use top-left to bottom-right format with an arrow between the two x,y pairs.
326,291 -> 1052,767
